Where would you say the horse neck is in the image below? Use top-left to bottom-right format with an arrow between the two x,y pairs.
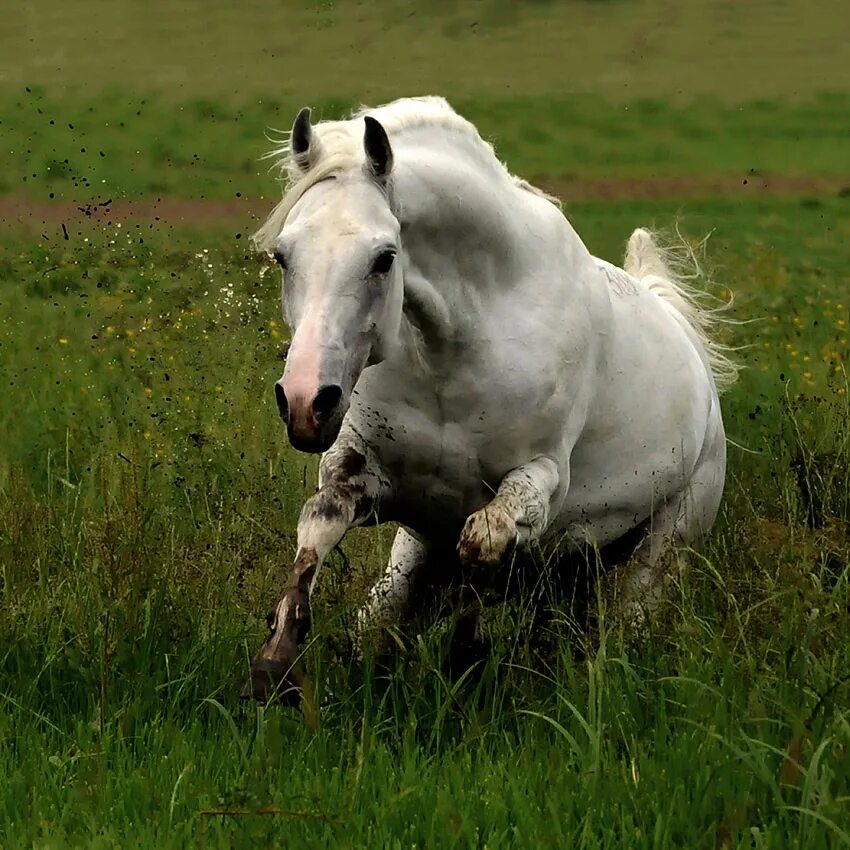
397,139 -> 524,263
393,138 -> 544,349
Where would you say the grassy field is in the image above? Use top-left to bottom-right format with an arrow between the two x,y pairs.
4,0 -> 850,102
2,2 -> 850,847
4,90 -> 850,202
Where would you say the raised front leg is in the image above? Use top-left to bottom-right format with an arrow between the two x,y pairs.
457,457 -> 561,568
244,441 -> 390,702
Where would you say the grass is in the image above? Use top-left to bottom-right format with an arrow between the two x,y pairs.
4,0 -> 850,103
1,191 -> 848,847
2,0 -> 850,843
4,90 -> 850,200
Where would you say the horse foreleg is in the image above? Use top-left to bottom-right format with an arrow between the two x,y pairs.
244,444 -> 387,703
356,527 -> 427,644
457,457 -> 561,568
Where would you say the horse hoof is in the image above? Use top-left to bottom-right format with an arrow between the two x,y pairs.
241,658 -> 303,705
457,503 -> 517,568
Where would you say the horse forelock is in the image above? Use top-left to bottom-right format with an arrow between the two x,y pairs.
252,96 -> 558,252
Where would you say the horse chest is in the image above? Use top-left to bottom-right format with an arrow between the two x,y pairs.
348,365 -> 554,524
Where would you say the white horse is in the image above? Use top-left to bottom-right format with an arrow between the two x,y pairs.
243,97 -> 735,701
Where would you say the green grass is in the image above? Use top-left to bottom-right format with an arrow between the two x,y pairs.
3,627 -> 848,848
2,1 -> 850,843
3,90 -> 850,201
1,192 -> 849,847
4,0 -> 850,104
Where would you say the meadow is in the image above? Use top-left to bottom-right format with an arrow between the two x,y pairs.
1,2 -> 850,848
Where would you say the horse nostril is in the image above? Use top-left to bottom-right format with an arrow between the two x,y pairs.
274,381 -> 289,422
312,384 -> 343,420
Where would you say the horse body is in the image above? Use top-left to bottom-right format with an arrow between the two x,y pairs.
243,97 -> 732,701
346,180 -> 597,539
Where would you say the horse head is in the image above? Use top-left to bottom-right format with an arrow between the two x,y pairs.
272,109 -> 403,453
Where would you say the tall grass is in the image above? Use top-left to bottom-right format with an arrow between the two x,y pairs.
1,188 -> 848,845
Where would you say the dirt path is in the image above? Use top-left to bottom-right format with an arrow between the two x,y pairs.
1,175 -> 847,230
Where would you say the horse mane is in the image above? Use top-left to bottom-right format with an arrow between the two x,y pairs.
252,96 -> 557,252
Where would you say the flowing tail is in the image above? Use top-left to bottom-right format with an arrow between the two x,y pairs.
624,228 -> 739,393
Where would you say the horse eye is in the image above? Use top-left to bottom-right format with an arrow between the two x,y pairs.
273,249 -> 288,270
370,250 -> 396,276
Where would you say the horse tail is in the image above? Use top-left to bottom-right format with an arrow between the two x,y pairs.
624,228 -> 739,393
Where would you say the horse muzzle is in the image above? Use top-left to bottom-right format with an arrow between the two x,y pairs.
275,379 -> 345,454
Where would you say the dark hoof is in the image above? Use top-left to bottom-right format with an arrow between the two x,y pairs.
241,657 -> 304,705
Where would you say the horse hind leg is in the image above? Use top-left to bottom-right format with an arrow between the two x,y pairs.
614,494 -> 691,631
615,362 -> 726,632
356,529 -> 484,678
615,461 -> 723,632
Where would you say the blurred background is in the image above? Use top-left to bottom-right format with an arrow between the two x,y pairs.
3,0 -> 850,206
5,0 -> 850,101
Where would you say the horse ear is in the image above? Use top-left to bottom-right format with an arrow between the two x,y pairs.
291,107 -> 313,171
363,116 -> 393,180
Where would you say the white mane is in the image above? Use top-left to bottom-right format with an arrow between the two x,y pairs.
253,96 -> 556,252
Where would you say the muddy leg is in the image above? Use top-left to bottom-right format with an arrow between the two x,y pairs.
243,444 -> 388,702
457,457 -> 561,568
